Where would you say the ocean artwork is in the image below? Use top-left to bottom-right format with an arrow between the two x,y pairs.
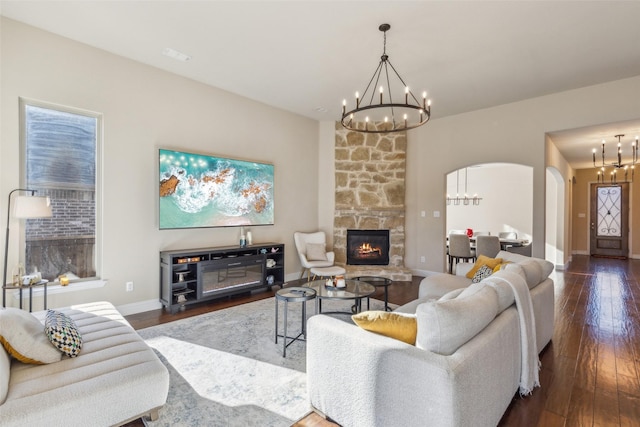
159,149 -> 274,229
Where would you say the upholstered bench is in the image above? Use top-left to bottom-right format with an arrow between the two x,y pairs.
0,301 -> 169,426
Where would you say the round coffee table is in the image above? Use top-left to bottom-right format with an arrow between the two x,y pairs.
304,279 -> 375,314
352,276 -> 393,311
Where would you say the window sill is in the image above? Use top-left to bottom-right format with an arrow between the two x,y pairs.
10,279 -> 107,299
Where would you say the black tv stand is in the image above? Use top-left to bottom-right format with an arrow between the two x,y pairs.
160,243 -> 284,314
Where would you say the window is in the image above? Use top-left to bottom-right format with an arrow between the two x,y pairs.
20,99 -> 101,283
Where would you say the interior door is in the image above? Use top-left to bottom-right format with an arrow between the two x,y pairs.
590,183 -> 629,258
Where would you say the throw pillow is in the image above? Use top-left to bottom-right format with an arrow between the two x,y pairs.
465,255 -> 503,279
352,311 -> 417,345
305,243 -> 328,261
0,308 -> 62,364
415,285 -> 499,355
44,310 -> 83,358
471,264 -> 494,283
493,261 -> 511,273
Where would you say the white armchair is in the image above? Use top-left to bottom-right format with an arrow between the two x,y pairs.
293,231 -> 336,280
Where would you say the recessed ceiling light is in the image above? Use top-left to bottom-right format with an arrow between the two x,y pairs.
162,48 -> 191,62
315,107 -> 328,113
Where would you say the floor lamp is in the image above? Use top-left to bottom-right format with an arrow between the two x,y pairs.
3,188 -> 52,307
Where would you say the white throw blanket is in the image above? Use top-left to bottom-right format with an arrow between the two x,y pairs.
494,271 -> 540,395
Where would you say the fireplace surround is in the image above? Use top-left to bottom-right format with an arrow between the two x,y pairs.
332,124 -> 412,281
347,229 -> 390,266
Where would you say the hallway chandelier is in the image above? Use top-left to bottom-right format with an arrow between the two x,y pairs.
592,134 -> 638,183
341,23 -> 431,134
446,168 -> 482,206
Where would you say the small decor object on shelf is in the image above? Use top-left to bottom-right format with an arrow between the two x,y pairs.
58,275 -> 69,286
466,228 -> 473,238
267,275 -> 274,285
266,259 -> 276,268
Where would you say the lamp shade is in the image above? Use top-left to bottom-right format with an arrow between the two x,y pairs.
12,195 -> 52,219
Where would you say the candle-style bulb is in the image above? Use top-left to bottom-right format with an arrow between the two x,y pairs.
379,86 -> 384,104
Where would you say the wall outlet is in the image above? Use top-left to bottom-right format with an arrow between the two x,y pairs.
126,281 -> 134,292
420,256 -> 426,263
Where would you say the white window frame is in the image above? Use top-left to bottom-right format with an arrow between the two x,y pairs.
19,97 -> 104,284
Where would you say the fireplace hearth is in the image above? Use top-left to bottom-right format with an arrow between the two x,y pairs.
346,229 -> 390,266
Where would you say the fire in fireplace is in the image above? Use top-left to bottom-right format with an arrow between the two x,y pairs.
346,229 -> 390,265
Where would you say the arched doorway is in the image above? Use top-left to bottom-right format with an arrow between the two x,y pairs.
446,162 -> 533,243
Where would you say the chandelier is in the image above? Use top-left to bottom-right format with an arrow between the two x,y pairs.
592,134 -> 638,183
341,24 -> 431,134
446,168 -> 482,206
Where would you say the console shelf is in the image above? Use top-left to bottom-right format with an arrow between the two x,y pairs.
160,243 -> 285,314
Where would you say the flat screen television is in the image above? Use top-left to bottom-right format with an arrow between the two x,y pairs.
159,149 -> 274,229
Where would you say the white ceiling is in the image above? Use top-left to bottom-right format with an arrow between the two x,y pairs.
2,0 -> 640,170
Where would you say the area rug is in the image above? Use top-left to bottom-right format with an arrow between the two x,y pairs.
138,297 -> 390,427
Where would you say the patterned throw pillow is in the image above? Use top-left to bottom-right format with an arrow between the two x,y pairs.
44,310 -> 82,357
471,265 -> 494,283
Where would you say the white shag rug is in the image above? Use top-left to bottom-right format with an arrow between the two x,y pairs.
138,296 -> 389,427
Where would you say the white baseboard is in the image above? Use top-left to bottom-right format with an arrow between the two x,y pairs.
117,299 -> 163,316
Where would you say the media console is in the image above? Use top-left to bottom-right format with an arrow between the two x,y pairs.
160,243 -> 285,313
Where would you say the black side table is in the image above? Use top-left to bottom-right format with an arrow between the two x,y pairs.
353,276 -> 393,311
2,280 -> 48,312
274,286 -> 316,357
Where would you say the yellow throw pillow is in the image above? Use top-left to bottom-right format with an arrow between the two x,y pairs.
352,311 -> 417,345
493,261 -> 512,273
466,255 -> 503,279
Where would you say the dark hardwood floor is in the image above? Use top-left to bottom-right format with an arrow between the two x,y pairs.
125,256 -> 640,427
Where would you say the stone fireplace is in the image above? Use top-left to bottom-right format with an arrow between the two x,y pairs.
333,123 -> 412,281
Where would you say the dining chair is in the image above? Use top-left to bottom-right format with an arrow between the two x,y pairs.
475,235 -> 501,258
447,234 -> 476,273
498,231 -> 517,239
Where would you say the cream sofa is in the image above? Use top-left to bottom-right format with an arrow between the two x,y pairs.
307,251 -> 554,427
0,301 -> 169,426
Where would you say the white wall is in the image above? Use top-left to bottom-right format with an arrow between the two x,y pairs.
445,164 -> 533,241
402,75 -> 640,273
1,18 -> 320,311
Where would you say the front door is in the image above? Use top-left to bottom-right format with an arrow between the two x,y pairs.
590,183 -> 629,258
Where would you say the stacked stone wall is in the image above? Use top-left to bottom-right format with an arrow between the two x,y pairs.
333,122 -> 411,280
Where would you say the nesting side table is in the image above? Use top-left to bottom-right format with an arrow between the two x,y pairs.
274,286 -> 317,357
2,280 -> 48,312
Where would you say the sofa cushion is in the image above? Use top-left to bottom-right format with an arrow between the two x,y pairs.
504,261 -> 542,289
415,285 -> 499,355
418,273 -> 470,299
496,250 -> 554,279
351,311 -> 417,345
45,310 -> 83,357
0,308 -> 61,365
305,243 -> 328,261
465,255 -> 503,279
483,274 -> 516,313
